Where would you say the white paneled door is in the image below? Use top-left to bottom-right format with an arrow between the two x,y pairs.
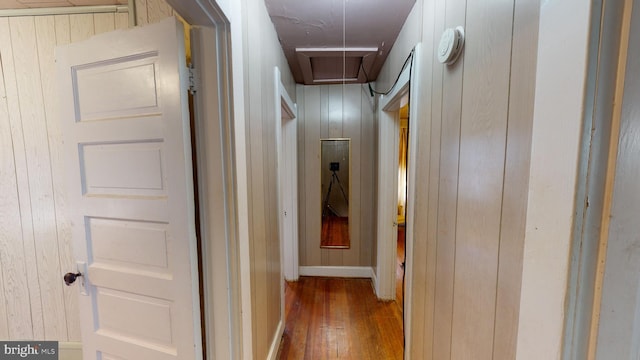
56,18 -> 202,360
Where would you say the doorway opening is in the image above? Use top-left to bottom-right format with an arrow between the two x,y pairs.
396,103 -> 409,312
276,66 -> 299,285
376,44 -> 422,353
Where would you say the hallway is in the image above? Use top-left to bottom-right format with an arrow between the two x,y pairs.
277,277 -> 403,359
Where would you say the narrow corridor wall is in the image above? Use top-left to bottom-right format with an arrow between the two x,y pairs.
296,84 -> 377,268
376,0 -> 539,358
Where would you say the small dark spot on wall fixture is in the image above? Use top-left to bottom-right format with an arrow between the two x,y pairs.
437,26 -> 465,65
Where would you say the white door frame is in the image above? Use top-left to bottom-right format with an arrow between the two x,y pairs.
164,1 -> 248,359
275,66 -> 299,283
272,66 -> 298,360
561,0 -> 633,357
376,44 -> 422,354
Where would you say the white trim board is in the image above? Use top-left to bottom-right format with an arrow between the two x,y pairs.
299,266 -> 375,279
375,44 -> 422,354
0,5 -> 129,17
165,1 -> 244,358
275,66 -> 299,283
59,342 -> 82,360
266,320 -> 284,360
375,45 -> 421,303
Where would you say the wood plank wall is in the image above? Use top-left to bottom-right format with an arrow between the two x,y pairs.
296,84 -> 377,267
375,0 -> 539,358
0,0 -> 173,342
240,0 -> 296,357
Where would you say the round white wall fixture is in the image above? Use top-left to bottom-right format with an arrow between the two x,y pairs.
437,26 -> 465,65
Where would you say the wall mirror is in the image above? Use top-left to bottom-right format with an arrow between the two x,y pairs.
320,138 -> 350,249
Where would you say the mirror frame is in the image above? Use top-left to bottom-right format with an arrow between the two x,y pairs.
320,138 -> 351,249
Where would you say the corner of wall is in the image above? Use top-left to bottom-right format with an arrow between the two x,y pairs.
59,342 -> 82,360
516,1 -> 593,358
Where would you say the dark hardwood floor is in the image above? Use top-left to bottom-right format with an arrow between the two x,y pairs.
321,216 -> 349,248
396,225 -> 405,312
277,277 -> 404,359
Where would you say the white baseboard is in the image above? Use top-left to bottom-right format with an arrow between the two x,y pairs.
299,266 -> 374,279
372,267 -> 379,293
59,342 -> 82,360
266,319 -> 284,360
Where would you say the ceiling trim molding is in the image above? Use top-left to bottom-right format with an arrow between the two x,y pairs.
0,4 -> 128,16
295,47 -> 378,85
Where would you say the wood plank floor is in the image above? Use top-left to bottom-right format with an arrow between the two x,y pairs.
396,225 -> 405,312
321,216 -> 349,248
277,277 -> 404,360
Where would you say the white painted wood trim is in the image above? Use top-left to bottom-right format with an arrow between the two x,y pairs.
380,64 -> 411,111
166,1 -> 248,358
516,0 -> 593,358
59,342 -> 82,360
227,1 -> 254,357
279,74 -> 296,120
0,5 -> 128,17
266,320 -> 284,360
403,43 -> 422,358
275,66 -> 299,283
375,52 -> 413,301
561,1 -> 632,357
191,25 -> 240,360
375,109 -> 399,300
127,0 -> 136,26
274,67 -> 284,348
371,266 -> 378,286
299,266 -> 374,279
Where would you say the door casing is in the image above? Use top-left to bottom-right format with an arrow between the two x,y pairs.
275,66 -> 299,283
376,43 -> 423,356
163,1 -> 247,359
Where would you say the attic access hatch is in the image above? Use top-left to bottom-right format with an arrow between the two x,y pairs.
296,47 -> 377,85
265,0 -> 415,85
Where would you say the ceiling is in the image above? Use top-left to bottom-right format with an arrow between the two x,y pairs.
0,0 -> 126,9
265,0 -> 415,85
0,0 -> 415,85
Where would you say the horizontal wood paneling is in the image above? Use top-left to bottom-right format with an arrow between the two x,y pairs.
297,84 -> 376,267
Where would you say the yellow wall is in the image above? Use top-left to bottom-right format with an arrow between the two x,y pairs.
376,0 -> 539,358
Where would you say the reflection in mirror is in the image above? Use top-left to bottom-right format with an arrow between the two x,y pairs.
321,139 -> 350,249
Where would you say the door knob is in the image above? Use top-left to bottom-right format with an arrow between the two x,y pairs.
64,272 -> 82,286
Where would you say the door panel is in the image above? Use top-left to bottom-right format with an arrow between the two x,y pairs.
57,17 -> 202,360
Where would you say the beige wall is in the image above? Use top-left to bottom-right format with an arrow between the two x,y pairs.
296,84 -> 376,267
0,0 -> 176,344
376,0 -> 539,358
238,0 -> 295,357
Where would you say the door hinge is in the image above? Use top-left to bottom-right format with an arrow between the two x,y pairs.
187,63 -> 199,94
